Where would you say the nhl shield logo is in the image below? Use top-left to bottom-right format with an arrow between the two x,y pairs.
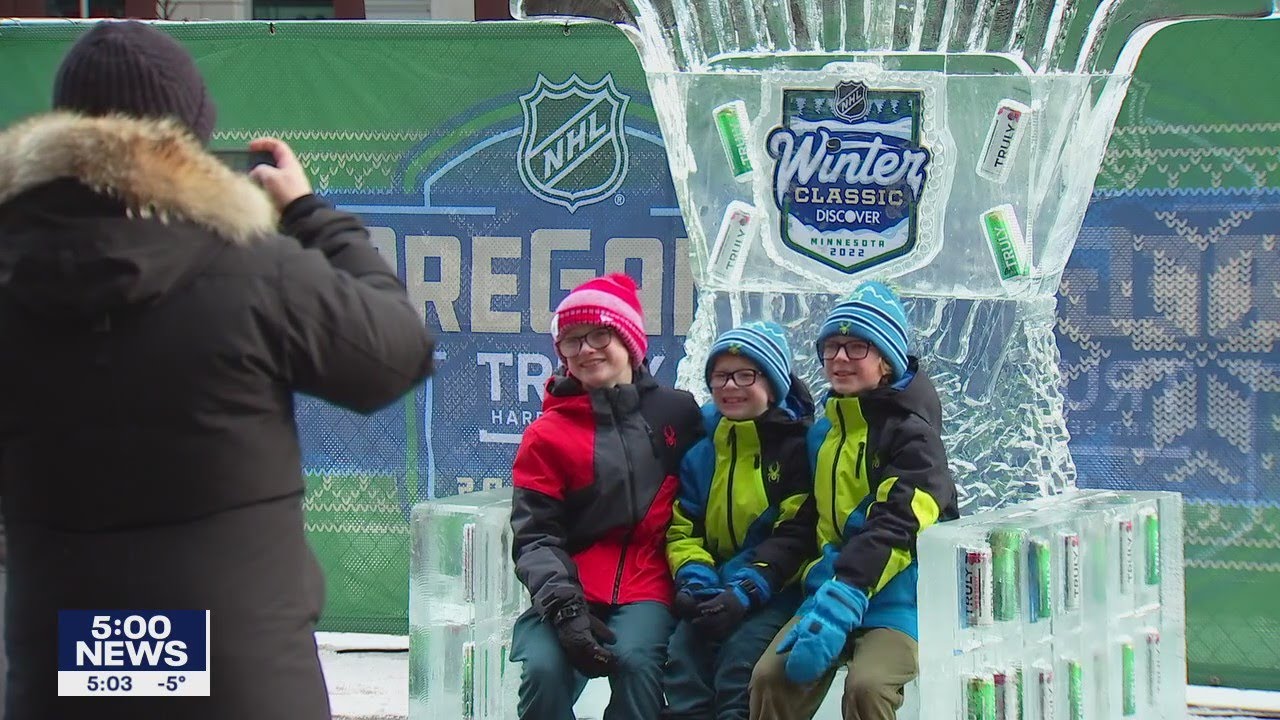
834,81 -> 868,123
518,74 -> 631,213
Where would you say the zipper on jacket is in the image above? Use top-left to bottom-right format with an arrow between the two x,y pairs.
855,441 -> 866,480
726,425 -> 740,552
610,400 -> 638,605
643,418 -> 660,457
831,403 -> 848,540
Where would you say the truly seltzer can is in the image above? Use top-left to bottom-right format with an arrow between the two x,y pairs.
1142,509 -> 1160,586
463,522 -> 476,603
990,528 -> 1025,622
706,201 -> 755,282
1029,538 -> 1052,621
963,545 -> 994,626
1017,666 -> 1025,720
713,100 -> 753,182
995,668 -> 1021,720
968,675 -> 997,720
981,204 -> 1031,281
462,640 -> 476,720
1067,660 -> 1083,720
1038,666 -> 1055,720
976,99 -> 1033,183
1118,518 -> 1136,593
1121,638 -> 1137,716
1146,629 -> 1161,702
1062,531 -> 1082,611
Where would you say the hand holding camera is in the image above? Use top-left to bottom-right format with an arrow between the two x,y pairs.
246,137 -> 314,212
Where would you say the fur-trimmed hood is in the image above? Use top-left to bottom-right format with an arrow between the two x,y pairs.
0,113 -> 279,323
0,112 -> 276,241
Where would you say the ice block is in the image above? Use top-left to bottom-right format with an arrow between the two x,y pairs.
409,489 -> 521,720
917,489 -> 1184,720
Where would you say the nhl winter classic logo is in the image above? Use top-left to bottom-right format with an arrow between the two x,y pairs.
518,74 -> 631,213
767,84 -> 933,274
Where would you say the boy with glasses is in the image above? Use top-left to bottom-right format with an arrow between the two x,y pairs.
509,273 -> 704,720
663,321 -> 816,720
749,282 -> 959,720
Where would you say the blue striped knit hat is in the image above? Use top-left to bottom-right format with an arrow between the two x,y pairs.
816,282 -> 911,382
705,321 -> 793,404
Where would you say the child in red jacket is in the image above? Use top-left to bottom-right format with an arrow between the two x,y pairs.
509,273 -> 703,720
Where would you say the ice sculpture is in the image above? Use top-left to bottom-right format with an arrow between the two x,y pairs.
917,489 -> 1184,720
511,0 -> 1278,511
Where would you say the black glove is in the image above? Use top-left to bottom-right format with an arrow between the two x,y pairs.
673,590 -> 703,621
692,587 -> 749,640
692,568 -> 770,640
552,603 -> 618,677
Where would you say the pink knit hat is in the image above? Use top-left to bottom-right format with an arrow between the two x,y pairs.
551,273 -> 648,366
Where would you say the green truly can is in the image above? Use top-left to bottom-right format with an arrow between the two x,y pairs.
981,204 -> 1030,280
1121,639 -> 1137,716
1016,666 -> 1025,720
989,527 -> 1025,621
462,522 -> 476,603
1142,509 -> 1160,585
1067,659 -> 1084,720
462,640 -> 476,720
967,675 -> 997,720
713,100 -> 754,182
1029,539 -> 1052,621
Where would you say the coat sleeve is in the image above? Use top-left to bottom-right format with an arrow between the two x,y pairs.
666,448 -> 716,575
510,425 -> 583,619
833,414 -> 955,595
275,195 -> 434,414
741,433 -> 816,592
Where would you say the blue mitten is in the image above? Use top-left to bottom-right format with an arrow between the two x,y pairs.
674,562 -> 723,620
777,579 -> 868,684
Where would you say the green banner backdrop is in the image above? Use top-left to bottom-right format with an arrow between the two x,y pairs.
0,18 -> 1276,691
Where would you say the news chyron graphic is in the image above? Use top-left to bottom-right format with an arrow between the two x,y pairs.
57,610 -> 210,696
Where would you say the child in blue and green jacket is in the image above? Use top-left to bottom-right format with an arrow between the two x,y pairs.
749,282 -> 960,720
663,321 -> 817,720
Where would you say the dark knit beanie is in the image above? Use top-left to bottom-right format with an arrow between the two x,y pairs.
53,21 -> 217,143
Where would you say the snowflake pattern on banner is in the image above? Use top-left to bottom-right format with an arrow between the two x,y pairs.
1060,190 -> 1280,503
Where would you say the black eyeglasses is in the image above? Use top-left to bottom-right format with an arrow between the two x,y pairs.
821,339 -> 872,361
709,368 -> 760,389
557,328 -> 614,357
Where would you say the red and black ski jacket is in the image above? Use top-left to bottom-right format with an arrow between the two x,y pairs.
511,367 -> 703,618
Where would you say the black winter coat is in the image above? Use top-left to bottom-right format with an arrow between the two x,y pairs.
0,113 -> 434,720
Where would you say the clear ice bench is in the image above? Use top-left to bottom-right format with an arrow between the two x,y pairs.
409,488 -> 1182,720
